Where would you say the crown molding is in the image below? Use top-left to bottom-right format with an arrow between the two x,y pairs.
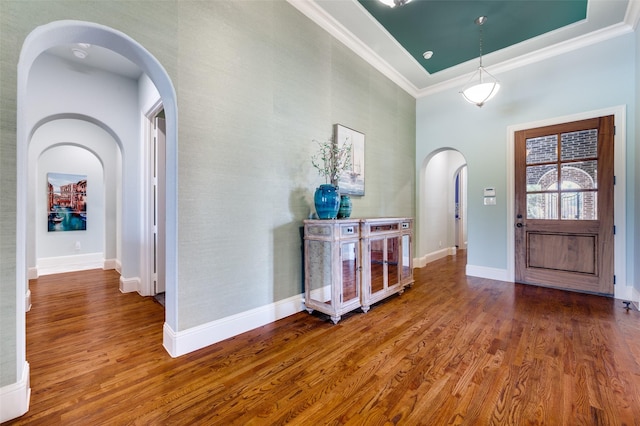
416,20 -> 635,98
286,0 -> 420,97
627,0 -> 640,29
288,0 -> 635,100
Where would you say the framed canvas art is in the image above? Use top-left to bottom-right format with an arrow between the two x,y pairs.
334,124 -> 365,196
47,172 -> 87,232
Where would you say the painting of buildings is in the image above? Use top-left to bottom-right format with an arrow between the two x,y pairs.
47,172 -> 87,232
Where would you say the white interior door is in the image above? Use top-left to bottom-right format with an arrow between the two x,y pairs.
455,166 -> 467,250
154,115 -> 166,294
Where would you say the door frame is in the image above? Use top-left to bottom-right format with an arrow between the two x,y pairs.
454,165 -> 468,251
17,20 -> 180,357
143,101 -> 165,296
506,105 -> 628,299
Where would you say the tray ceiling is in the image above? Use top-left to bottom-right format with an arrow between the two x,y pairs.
292,0 -> 637,97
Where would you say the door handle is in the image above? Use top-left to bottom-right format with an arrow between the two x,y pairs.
516,222 -> 526,228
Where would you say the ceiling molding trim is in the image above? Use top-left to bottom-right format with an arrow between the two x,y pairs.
416,21 -> 634,99
626,0 -> 640,30
287,0 -> 420,97
350,0 -> 431,78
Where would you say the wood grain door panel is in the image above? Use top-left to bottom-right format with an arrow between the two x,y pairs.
514,116 -> 614,295
527,232 -> 596,273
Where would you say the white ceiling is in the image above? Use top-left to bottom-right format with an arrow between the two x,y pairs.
46,44 -> 143,80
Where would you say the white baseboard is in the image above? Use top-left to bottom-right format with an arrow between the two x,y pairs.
0,362 -> 30,423
466,264 -> 509,282
414,247 -> 456,268
103,258 -> 118,270
36,253 -> 104,276
25,289 -> 31,312
465,264 -> 635,302
163,293 -> 305,357
613,283 -> 634,302
623,285 -> 640,310
119,276 -> 141,294
27,267 -> 38,280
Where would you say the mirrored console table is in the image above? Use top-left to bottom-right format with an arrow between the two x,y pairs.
303,217 -> 413,323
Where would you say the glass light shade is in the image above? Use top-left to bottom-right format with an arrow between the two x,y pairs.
461,67 -> 500,107
378,0 -> 412,7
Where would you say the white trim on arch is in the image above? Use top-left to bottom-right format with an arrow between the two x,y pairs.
505,105 -> 628,300
13,20 -> 179,418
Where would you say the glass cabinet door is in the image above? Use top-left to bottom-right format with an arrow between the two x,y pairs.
401,234 -> 411,281
386,236 -> 400,287
307,240 -> 333,306
369,236 -> 401,293
370,238 -> 385,293
341,241 -> 359,303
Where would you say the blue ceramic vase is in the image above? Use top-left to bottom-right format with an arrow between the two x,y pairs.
337,194 -> 352,219
314,184 -> 340,219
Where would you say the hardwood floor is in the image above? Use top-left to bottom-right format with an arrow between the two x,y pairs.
6,252 -> 640,425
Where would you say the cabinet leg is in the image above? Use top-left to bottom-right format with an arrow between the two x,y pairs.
306,308 -> 314,314
361,305 -> 370,313
330,315 -> 341,324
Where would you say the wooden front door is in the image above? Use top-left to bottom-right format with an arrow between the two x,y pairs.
514,116 -> 614,295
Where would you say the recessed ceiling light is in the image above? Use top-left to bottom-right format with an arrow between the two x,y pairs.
71,48 -> 88,59
423,51 -> 434,60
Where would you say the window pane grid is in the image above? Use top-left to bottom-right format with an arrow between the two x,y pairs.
561,129 -> 597,161
525,128 -> 598,220
526,135 -> 557,164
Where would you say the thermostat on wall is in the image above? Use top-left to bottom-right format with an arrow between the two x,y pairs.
483,187 -> 496,205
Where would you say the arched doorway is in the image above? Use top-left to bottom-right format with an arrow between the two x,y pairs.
28,117 -> 122,278
13,20 -> 179,416
417,148 -> 467,267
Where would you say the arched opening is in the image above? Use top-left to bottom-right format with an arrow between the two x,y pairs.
28,117 -> 122,278
15,21 -> 179,414
416,148 -> 468,267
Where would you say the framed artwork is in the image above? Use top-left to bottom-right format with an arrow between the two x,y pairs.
47,172 -> 87,232
334,124 -> 365,196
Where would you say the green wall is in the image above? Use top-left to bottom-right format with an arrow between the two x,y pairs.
0,0 -> 416,388
176,1 -> 415,327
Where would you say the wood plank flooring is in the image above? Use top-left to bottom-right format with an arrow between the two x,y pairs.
5,251 -> 640,425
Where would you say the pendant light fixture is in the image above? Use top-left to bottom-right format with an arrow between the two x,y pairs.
461,16 -> 500,107
378,0 -> 412,8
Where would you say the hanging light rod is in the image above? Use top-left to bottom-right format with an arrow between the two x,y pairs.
460,16 -> 500,107
378,0 -> 412,8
